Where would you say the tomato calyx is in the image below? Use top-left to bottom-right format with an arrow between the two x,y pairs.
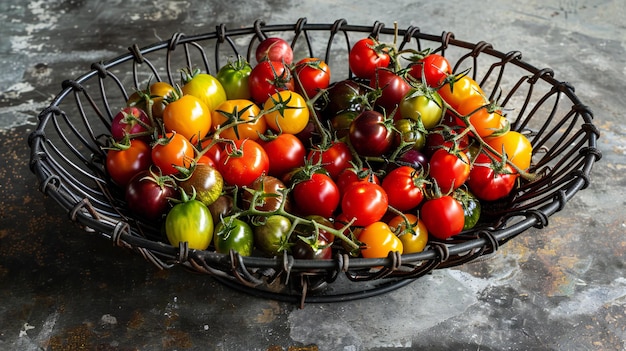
213,103 -> 257,139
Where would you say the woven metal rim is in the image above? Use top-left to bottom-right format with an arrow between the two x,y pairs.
28,18 -> 601,304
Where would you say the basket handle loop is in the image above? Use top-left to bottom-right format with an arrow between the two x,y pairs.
128,44 -> 145,64
253,19 -> 267,41
370,20 -> 385,39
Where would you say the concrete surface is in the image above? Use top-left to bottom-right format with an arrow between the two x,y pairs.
1,0 -> 624,350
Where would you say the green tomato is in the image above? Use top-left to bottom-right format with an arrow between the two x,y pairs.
216,56 -> 252,100
213,216 -> 254,256
165,197 -> 214,250
399,87 -> 444,130
394,118 -> 426,151
253,215 -> 292,257
454,188 -> 482,231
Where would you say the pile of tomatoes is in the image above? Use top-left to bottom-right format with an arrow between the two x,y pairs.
104,35 -> 534,261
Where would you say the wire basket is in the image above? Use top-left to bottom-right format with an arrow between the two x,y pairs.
28,18 -> 601,307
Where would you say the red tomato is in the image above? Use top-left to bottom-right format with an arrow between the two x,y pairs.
341,181 -> 388,227
292,173 -> 340,218
151,132 -> 195,175
293,57 -> 331,99
106,139 -> 152,187
307,141 -> 353,180
420,195 -> 465,240
428,148 -> 471,193
359,222 -> 403,258
255,37 -> 293,65
381,166 -> 425,212
110,106 -> 152,142
336,167 -> 380,195
249,60 -> 294,104
259,133 -> 306,178
218,139 -> 270,187
408,53 -> 452,88
467,152 -> 518,201
348,38 -> 391,79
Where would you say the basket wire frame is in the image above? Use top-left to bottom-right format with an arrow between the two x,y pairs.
28,18 -> 601,306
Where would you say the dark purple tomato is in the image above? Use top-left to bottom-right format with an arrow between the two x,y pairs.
125,170 -> 177,222
349,110 -> 395,157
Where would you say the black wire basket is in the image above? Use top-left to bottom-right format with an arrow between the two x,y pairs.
28,18 -> 601,307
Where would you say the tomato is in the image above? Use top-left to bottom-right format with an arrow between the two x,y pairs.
307,141 -> 353,180
399,87 -> 444,129
293,57 -> 331,99
485,131 -> 533,171
381,166 -> 425,212
110,106 -> 153,142
454,94 -> 504,138
348,38 -> 391,79
330,110 -> 360,139
321,79 -> 368,120
393,118 -> 426,151
341,181 -> 388,227
249,61 -> 294,104
438,74 -> 485,110
454,188 -> 481,231
125,169 -> 177,221
370,68 -> 411,119
292,172 -> 340,218
165,191 -> 214,250
359,222 -> 403,259
163,94 -> 212,143
290,226 -> 333,260
151,132 -> 195,176
336,167 -> 380,195
428,148 -> 471,193
217,139 -> 270,187
388,214 -> 428,254
420,195 -> 465,240
127,81 -> 176,119
181,70 -> 227,112
349,110 -> 395,157
396,149 -> 429,170
424,125 -> 470,158
262,91 -> 310,135
467,152 -> 518,201
207,194 -> 234,226
255,37 -> 294,65
211,99 -> 266,141
408,53 -> 452,88
254,215 -> 291,257
216,56 -> 252,100
213,216 -> 254,256
241,175 -> 289,212
106,139 -> 152,188
178,163 -> 224,206
258,133 -> 306,178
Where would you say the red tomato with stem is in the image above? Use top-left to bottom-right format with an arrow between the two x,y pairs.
258,133 -> 306,178
420,195 -> 465,240
292,173 -> 340,218
428,148 -> 471,193
381,166 -> 425,212
218,139 -> 270,187
249,60 -> 294,104
408,53 -> 452,88
106,139 -> 152,187
348,38 -> 391,79
293,57 -> 331,100
349,110 -> 396,157
467,152 -> 518,201
370,68 -> 411,120
255,37 -> 293,65
307,141 -> 353,180
341,181 -> 388,227
336,167 -> 380,195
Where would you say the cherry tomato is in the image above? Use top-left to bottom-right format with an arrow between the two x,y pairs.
292,172 -> 340,218
486,131 -> 533,171
181,71 -> 227,112
388,214 -> 428,254
255,37 -> 294,65
254,215 -> 291,257
258,133 -> 306,178
249,60 -> 294,104
321,79 -> 368,120
213,216 -> 254,256
393,118 -> 427,151
217,139 -> 270,188
290,220 -> 333,260
162,94 -> 212,143
110,106 -> 153,142
454,188 -> 481,231
438,74 -> 485,110
454,94 -> 504,138
211,99 -> 266,141
336,167 -> 380,195
307,141 -> 353,180
408,53 -> 452,88
151,132 -> 195,176
127,81 -> 176,119
165,191 -> 214,250
420,195 -> 465,240
263,91 -> 310,135
293,57 -> 331,99
349,110 -> 395,157
381,166 -> 425,212
370,68 -> 411,120
216,56 -> 252,100
125,170 -> 177,221
178,163 -> 224,206
348,38 -> 391,79
241,175 -> 289,212
106,139 -> 152,187
341,181 -> 388,227
428,148 -> 471,193
399,87 -> 444,129
467,152 -> 518,201
359,222 -> 403,259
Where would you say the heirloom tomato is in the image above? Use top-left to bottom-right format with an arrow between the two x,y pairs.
393,118 -> 427,151
293,57 -> 331,99
307,141 -> 353,180
349,110 -> 395,157
211,99 -> 266,141
165,191 -> 214,250
420,195 -> 465,240
106,138 -> 152,187
162,94 -> 212,143
399,87 -> 444,129
254,214 -> 292,257
467,152 -> 518,201
381,166 -> 425,212
151,132 -> 195,176
486,131 -> 533,171
408,53 -> 452,88
348,38 -> 391,79
359,222 -> 403,259
322,79 -> 368,120
438,74 -> 484,110
454,94 -> 504,138
249,60 -> 294,104
370,68 -> 411,120
292,172 -> 340,218
255,37 -> 293,65
181,70 -> 227,111
178,163 -> 223,206
336,167 -> 380,195
216,56 -> 252,100
341,181 -> 388,227
110,106 -> 152,142
388,214 -> 428,254
258,133 -> 306,178
428,148 -> 471,193
213,216 -> 254,256
263,91 -> 310,135
241,175 -> 289,212
127,81 -> 175,119
125,170 -> 176,221
217,139 -> 269,187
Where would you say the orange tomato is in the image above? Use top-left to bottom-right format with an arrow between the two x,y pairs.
163,94 -> 212,144
263,91 -> 310,135
359,222 -> 403,258
486,130 -> 533,171
211,99 -> 266,141
388,214 -> 428,254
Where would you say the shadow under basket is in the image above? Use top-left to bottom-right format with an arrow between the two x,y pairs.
28,18 -> 601,308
